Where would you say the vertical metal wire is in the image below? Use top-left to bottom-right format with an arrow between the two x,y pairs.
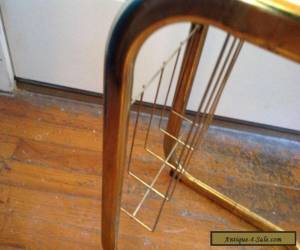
122,25 -> 244,232
146,35 -> 243,230
178,36 -> 237,167
158,47 -> 182,128
166,34 -> 233,197
127,92 -> 144,172
122,26 -> 201,231
132,134 -> 182,218
173,39 -> 244,190
130,26 -> 201,105
144,67 -> 165,148
183,40 -> 244,171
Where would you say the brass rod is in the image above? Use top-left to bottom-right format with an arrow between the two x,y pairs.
159,46 -> 182,128
103,0 -> 300,247
182,38 -> 240,169
160,127 -> 194,150
127,93 -> 144,172
121,208 -> 153,231
167,34 -> 232,198
128,171 -> 169,200
170,39 -> 244,197
163,24 -> 208,170
144,68 -> 165,148
183,40 -> 244,174
177,35 -> 235,169
180,170 -> 300,250
133,132 -> 181,217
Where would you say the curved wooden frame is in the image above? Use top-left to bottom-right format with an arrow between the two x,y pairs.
103,1 -> 300,249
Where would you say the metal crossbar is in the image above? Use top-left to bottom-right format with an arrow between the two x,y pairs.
122,25 -> 244,231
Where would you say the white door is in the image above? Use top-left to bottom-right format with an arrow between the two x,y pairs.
0,0 -> 299,130
0,9 -> 14,92
0,0 -> 126,93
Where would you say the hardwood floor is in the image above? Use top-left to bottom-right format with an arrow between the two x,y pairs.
0,90 -> 298,249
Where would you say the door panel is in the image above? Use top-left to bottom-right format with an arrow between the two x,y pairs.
0,0 -> 124,92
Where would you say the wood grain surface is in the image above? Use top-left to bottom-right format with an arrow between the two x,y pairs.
0,91 -> 298,249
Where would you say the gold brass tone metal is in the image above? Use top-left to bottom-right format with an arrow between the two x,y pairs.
121,25 -> 204,232
181,171 -> 300,250
163,24 -> 208,171
103,0 -> 300,249
257,0 -> 300,16
165,36 -> 245,197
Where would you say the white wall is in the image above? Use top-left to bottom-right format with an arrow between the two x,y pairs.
0,0 -> 123,93
191,28 -> 300,130
0,0 -> 299,130
134,26 -> 300,131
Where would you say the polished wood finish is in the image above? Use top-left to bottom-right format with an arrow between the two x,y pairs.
2,92 -> 297,249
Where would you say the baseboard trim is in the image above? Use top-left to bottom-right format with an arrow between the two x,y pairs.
15,77 -> 300,138
16,77 -> 103,104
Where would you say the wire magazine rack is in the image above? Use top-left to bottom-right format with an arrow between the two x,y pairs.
102,1 -> 300,249
122,25 -> 244,231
